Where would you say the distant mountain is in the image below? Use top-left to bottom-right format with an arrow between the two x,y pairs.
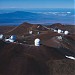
0,11 -> 41,19
0,10 -> 74,25
0,11 -> 46,25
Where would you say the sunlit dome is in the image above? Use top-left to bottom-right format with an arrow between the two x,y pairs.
58,29 -> 62,33
54,29 -> 58,32
29,30 -> 33,34
10,35 -> 16,40
34,38 -> 40,46
0,34 -> 3,39
5,35 -> 16,43
64,31 -> 69,35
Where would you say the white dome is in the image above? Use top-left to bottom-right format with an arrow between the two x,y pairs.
34,38 -> 40,46
58,29 -> 62,33
29,31 -> 33,34
5,35 -> 16,43
64,31 -> 69,35
10,36 -> 13,39
0,34 -> 3,39
54,29 -> 57,32
9,35 -> 16,40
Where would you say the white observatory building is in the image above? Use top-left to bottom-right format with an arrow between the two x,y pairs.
57,36 -> 62,40
29,30 -> 33,34
0,34 -> 3,40
5,35 -> 16,43
34,38 -> 40,46
64,31 -> 69,35
57,29 -> 62,33
54,29 -> 58,32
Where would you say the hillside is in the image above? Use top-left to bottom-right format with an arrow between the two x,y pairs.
0,37 -> 75,75
4,22 -> 48,35
0,10 -> 74,25
0,26 -> 15,34
0,22 -> 75,75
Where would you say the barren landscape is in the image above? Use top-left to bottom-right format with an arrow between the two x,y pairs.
0,22 -> 75,75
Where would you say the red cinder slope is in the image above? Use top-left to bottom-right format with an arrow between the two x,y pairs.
0,40 -> 66,75
5,22 -> 33,35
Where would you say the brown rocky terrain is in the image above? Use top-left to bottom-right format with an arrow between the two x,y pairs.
0,22 -> 75,75
0,26 -> 15,34
4,22 -> 47,36
49,23 -> 75,33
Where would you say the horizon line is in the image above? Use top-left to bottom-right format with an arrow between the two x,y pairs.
0,8 -> 75,9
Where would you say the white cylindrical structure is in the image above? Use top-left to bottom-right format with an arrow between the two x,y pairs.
64,31 -> 69,35
0,34 -> 3,39
34,38 -> 40,46
58,29 -> 62,33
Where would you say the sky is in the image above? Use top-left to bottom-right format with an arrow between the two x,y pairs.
0,0 -> 74,9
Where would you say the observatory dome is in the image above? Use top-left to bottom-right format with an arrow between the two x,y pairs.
29,30 -> 33,34
64,31 -> 69,35
58,29 -> 62,33
34,38 -> 40,46
0,34 -> 3,39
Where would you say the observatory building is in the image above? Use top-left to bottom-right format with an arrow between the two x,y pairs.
34,38 -> 40,46
57,36 -> 62,40
5,35 -> 16,43
54,29 -> 58,32
57,29 -> 62,33
0,34 -> 3,40
64,31 -> 69,35
29,30 -> 33,34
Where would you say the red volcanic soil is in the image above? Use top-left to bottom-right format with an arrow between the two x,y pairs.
42,37 -> 62,48
5,22 -> 33,35
65,33 -> 75,41
5,22 -> 47,35
0,23 -> 75,75
0,26 -> 15,34
49,23 -> 65,30
18,30 -> 61,45
0,40 -> 66,75
0,39 -> 75,75
48,23 -> 75,33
